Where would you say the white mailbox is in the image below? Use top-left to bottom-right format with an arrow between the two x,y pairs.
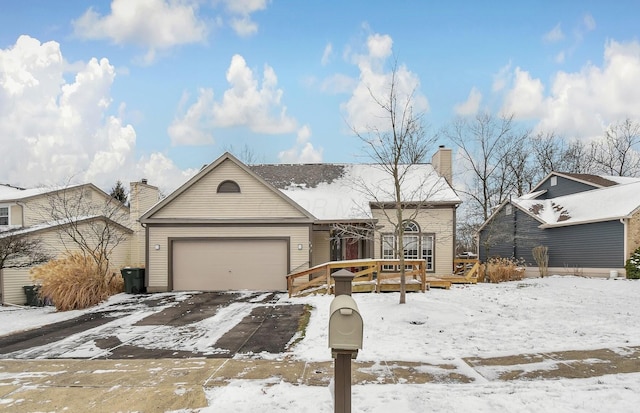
328,295 -> 363,352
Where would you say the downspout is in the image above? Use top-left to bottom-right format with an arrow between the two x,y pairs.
621,217 -> 628,267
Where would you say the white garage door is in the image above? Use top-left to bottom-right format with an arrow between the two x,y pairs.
172,239 -> 288,291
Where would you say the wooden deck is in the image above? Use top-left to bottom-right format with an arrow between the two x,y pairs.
286,259 -> 480,297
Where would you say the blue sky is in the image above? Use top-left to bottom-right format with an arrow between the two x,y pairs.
1,1 -> 639,192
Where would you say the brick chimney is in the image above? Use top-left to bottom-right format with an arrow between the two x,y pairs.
431,145 -> 452,185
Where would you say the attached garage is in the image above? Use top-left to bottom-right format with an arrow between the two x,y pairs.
170,238 -> 290,291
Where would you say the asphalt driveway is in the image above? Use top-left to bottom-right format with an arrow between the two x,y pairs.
0,292 -> 307,359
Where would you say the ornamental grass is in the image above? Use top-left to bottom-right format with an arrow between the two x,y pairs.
31,252 -> 123,311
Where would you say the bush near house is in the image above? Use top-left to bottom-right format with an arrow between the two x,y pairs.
626,247 -> 640,279
482,257 -> 526,283
31,252 -> 123,311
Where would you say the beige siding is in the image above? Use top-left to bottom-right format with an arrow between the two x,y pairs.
371,207 -> 455,276
312,230 -> 331,266
129,182 -> 160,267
627,211 -> 640,260
152,159 -> 307,219
431,147 -> 452,184
1,223 -> 131,305
9,205 -> 22,226
21,186 -> 128,228
147,225 -> 310,291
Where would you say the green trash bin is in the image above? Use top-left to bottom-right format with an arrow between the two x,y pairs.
120,268 -> 146,294
23,285 -> 44,307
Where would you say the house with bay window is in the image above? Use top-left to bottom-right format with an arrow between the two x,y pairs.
139,147 -> 461,293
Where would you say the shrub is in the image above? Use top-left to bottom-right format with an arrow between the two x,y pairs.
31,252 -> 123,311
625,246 -> 640,279
482,256 -> 526,283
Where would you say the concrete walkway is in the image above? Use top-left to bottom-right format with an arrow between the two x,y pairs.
1,346 -> 639,412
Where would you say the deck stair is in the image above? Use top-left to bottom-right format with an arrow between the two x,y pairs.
286,259 -> 456,297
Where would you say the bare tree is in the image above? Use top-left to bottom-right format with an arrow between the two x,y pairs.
223,143 -> 262,165
590,118 -> 640,177
445,112 -> 528,222
0,230 -> 50,271
350,63 -> 436,304
41,184 -> 130,278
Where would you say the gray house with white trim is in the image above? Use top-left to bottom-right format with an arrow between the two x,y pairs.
477,172 -> 640,277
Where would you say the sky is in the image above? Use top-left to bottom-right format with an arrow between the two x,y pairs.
2,276 -> 640,411
1,1 -> 640,194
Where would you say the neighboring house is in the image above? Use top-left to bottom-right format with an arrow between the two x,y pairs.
139,148 -> 461,293
0,181 -> 159,305
477,172 -> 640,277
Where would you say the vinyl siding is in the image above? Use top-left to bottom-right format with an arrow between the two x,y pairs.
311,230 -> 331,266
21,186 -> 128,228
129,183 -> 160,267
479,205 -> 624,268
1,224 -> 131,305
146,225 -> 311,291
9,205 -> 22,226
479,206 -> 547,264
371,206 -> 456,276
152,159 -> 308,220
537,176 -> 599,199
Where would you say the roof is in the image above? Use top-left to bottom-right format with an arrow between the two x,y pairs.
559,173 -> 619,188
0,215 -> 133,238
513,180 -> 640,227
250,163 -> 461,220
0,183 -> 87,203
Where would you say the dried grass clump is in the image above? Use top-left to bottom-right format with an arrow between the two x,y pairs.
31,252 -> 123,311
482,257 -> 526,283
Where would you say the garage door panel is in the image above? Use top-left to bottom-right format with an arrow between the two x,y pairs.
172,239 -> 288,291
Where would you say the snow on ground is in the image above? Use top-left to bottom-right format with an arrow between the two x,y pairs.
2,276 -> 640,412
287,276 -> 640,362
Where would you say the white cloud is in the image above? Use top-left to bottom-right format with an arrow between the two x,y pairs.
168,89 -> 215,145
583,13 -> 596,31
454,87 -> 482,116
230,16 -> 259,37
135,152 -> 198,194
321,43 -> 333,66
218,0 -> 267,36
0,35 -> 194,194
168,54 -> 297,143
492,61 -> 512,92
342,33 -> 428,133
278,125 -> 323,163
501,68 -> 545,118
543,23 -> 565,43
73,0 -> 208,63
501,40 -> 640,140
321,73 -> 356,94
212,54 -> 297,133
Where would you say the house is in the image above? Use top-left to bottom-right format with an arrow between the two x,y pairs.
0,180 -> 159,305
477,172 -> 640,277
139,147 -> 461,293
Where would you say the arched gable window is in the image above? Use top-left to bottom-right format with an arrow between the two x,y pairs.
217,180 -> 241,193
403,220 -> 420,233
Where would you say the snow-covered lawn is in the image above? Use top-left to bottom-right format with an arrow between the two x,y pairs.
2,276 -> 640,412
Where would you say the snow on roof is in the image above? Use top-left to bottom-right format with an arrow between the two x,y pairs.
0,183 -> 85,202
514,180 -> 640,227
254,163 -> 460,220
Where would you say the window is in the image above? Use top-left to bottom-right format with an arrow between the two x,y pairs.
217,180 -> 241,193
421,235 -> 434,271
550,176 -> 557,186
0,206 -> 8,226
382,235 -> 395,270
381,220 -> 435,271
505,204 -> 512,215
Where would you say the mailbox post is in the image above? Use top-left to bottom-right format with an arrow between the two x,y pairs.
329,270 -> 362,413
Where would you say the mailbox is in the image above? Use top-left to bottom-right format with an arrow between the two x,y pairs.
328,295 -> 363,352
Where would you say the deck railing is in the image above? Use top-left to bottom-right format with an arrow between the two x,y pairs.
453,258 -> 480,282
286,259 -> 427,297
